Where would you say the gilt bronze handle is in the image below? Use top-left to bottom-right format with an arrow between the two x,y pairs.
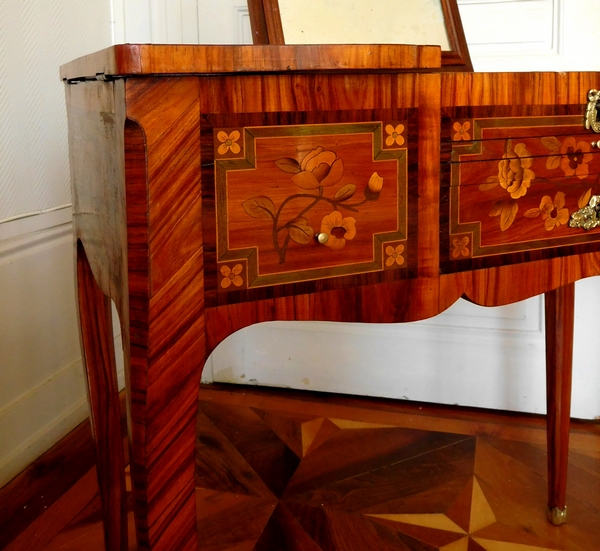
585,89 -> 600,133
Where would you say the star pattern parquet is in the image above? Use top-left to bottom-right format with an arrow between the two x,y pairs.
194,388 -> 600,551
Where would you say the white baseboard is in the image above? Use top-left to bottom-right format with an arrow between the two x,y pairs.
0,333 -> 124,488
0,359 -> 89,487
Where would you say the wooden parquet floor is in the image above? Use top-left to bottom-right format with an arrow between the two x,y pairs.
2,384 -> 600,551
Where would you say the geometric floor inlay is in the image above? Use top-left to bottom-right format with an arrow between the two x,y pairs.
195,399 -> 579,550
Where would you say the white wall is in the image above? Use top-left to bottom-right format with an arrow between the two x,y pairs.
0,0 -> 113,487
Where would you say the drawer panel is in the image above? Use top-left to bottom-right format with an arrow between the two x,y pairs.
441,108 -> 600,273
202,110 -> 418,304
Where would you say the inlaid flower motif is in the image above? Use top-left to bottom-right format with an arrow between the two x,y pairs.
385,124 -> 405,147
498,142 -> 535,199
385,244 -> 405,266
559,137 -> 593,180
217,130 -> 241,155
540,192 -> 569,231
367,172 -> 383,193
320,211 -> 356,251
290,147 -> 344,190
452,121 -> 471,141
451,236 -> 470,259
220,264 -> 243,288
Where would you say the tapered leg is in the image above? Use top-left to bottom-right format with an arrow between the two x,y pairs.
544,282 -> 574,526
76,241 -> 128,550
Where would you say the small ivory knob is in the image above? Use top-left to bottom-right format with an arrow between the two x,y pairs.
592,141 -> 599,148
316,232 -> 329,244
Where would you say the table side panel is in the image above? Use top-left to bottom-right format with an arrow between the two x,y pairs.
66,79 -> 129,324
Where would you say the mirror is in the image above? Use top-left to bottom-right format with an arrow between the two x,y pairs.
248,0 -> 472,71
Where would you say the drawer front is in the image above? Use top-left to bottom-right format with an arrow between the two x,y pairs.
442,107 -> 600,273
201,110 -> 419,304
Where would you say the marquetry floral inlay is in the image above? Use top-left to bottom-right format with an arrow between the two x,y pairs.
578,188 -> 593,209
497,141 -> 535,200
452,120 -> 471,141
479,135 -> 599,232
220,263 -> 244,288
451,236 -> 470,258
385,244 -> 405,266
542,136 -> 594,180
479,140 -> 535,231
217,130 -> 241,155
561,138 -> 593,179
385,124 -> 405,147
524,192 -> 569,231
320,211 -> 357,251
243,146 -> 383,263
452,119 -> 600,258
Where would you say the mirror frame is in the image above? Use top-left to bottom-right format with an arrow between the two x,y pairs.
247,0 -> 472,71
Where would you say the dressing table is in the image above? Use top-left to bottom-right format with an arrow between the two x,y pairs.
62,16 -> 600,551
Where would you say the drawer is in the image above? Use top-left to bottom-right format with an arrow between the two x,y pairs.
201,110 -> 419,304
441,106 -> 600,273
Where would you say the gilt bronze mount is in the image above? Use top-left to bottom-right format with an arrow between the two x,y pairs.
569,195 -> 600,231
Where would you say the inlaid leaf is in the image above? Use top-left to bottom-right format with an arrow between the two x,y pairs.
500,201 -> 518,231
480,176 -> 499,191
579,188 -> 592,209
546,155 -> 561,170
335,184 -> 356,201
524,208 -> 541,218
287,217 -> 314,244
275,158 -> 302,174
243,196 -> 276,219
541,136 -> 561,153
489,201 -> 504,217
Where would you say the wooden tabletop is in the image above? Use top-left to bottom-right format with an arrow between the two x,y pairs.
60,43 -> 441,81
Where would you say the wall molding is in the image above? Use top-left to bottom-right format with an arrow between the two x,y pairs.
0,205 -> 72,245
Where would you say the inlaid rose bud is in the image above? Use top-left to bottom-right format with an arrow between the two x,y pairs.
368,172 -> 383,193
